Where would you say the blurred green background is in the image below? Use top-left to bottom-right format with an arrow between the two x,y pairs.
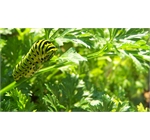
0,28 -> 150,112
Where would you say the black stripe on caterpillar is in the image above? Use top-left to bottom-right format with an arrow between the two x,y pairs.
12,39 -> 57,81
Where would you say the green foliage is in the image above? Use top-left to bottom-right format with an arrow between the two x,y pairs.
137,103 -> 148,112
1,28 -> 150,112
0,88 -> 36,111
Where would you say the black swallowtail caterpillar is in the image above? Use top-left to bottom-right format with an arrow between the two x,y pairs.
12,39 -> 57,81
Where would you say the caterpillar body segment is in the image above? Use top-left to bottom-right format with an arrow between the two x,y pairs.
13,39 -> 57,81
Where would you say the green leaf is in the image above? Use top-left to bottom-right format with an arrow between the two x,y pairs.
129,53 -> 145,71
59,47 -> 87,64
137,103 -> 148,112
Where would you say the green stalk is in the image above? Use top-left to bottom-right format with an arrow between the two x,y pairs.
0,79 -> 26,96
0,61 -> 74,97
86,45 -> 114,60
0,81 -> 16,96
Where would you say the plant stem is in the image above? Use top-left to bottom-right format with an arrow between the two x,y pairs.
0,61 -> 74,96
0,79 -> 26,96
0,81 -> 16,96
